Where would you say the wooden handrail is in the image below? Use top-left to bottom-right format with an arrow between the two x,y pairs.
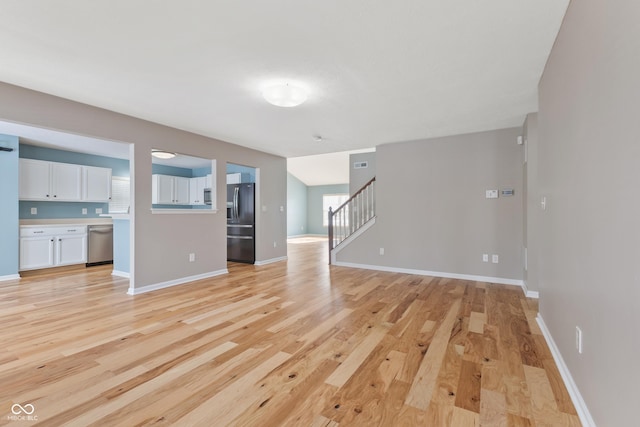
334,177 -> 376,213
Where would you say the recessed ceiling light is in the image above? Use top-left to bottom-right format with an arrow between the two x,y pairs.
263,83 -> 308,107
313,135 -> 323,142
152,150 -> 176,159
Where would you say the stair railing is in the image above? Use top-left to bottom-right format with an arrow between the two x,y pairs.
328,177 -> 376,263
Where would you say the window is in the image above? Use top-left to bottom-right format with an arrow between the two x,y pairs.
323,193 -> 349,226
109,176 -> 130,214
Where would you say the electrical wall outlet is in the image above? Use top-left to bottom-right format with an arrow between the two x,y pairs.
379,247 -> 385,255
273,241 -> 277,248
30,207 -> 37,215
492,254 -> 499,263
95,208 -> 103,214
189,253 -> 195,262
82,208 -> 88,215
482,254 -> 489,262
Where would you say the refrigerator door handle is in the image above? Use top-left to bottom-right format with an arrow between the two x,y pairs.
233,186 -> 239,220
227,235 -> 253,240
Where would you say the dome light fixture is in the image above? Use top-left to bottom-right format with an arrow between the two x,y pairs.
151,150 -> 176,159
262,83 -> 308,107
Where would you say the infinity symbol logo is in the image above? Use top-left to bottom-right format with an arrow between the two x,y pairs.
11,403 -> 35,415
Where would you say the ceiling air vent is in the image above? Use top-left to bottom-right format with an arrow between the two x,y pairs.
353,161 -> 368,169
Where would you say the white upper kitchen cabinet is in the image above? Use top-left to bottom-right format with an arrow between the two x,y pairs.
174,177 -> 190,204
19,158 -> 51,200
226,173 -> 241,184
189,176 -> 208,205
152,174 -> 190,205
84,166 -> 112,202
50,162 -> 82,201
19,158 -> 85,202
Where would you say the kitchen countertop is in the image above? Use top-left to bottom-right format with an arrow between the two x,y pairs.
19,218 -> 113,227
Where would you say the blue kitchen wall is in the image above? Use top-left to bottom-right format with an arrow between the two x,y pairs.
152,164 -> 192,177
227,163 -> 256,183
307,183 -> 349,235
192,166 -> 212,178
0,134 -> 19,278
113,219 -> 130,273
287,173 -> 308,237
19,144 -> 131,219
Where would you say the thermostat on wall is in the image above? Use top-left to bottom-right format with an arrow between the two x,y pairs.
501,189 -> 515,196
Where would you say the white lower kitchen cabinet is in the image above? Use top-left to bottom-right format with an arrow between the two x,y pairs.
19,226 -> 87,271
20,236 -> 55,270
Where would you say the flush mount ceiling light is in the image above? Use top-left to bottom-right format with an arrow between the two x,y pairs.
151,150 -> 176,159
262,83 -> 308,107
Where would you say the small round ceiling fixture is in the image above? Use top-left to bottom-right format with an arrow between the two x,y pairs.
313,135 -> 323,142
263,83 -> 308,107
151,150 -> 176,159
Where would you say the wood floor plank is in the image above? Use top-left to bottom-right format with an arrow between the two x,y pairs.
0,238 -> 579,426
405,299 -> 462,410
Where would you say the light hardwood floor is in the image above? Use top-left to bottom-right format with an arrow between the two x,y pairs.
0,238 -> 579,426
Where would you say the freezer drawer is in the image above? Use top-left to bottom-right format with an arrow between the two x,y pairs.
227,235 -> 255,264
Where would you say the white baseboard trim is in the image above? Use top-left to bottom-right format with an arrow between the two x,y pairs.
522,280 -> 540,299
127,268 -> 228,295
536,314 -> 596,427
254,256 -> 288,266
0,273 -> 20,282
287,234 -> 326,239
111,270 -> 130,278
332,261 -> 525,288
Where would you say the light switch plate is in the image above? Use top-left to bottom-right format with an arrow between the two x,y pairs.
486,190 -> 499,199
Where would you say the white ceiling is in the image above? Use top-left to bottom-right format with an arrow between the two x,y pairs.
0,1 -> 568,180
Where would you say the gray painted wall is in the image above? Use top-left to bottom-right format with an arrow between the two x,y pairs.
0,82 -> 287,290
349,152 -> 376,195
537,0 -> 639,425
307,184 -> 349,235
0,134 -> 19,278
287,172 -> 307,236
337,128 -> 524,281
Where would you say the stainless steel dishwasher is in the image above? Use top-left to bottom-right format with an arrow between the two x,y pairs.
87,224 -> 113,266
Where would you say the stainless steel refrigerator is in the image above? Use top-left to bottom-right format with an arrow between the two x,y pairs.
227,183 -> 255,263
